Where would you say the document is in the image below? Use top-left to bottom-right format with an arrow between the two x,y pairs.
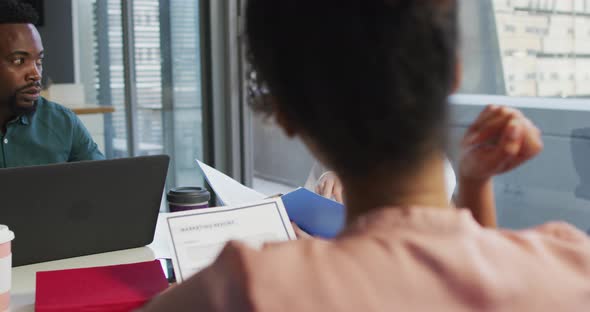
196,160 -> 266,205
196,159 -> 346,238
166,198 -> 296,282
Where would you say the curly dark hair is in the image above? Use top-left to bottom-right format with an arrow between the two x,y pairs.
246,0 -> 458,178
0,0 -> 39,24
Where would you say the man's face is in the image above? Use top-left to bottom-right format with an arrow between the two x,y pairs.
0,24 -> 44,114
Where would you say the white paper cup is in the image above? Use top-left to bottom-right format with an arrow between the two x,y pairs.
0,225 -> 14,312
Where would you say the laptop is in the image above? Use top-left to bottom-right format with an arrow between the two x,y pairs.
0,155 -> 169,266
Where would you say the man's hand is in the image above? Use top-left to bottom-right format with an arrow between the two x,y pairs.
459,105 -> 543,182
315,172 -> 343,203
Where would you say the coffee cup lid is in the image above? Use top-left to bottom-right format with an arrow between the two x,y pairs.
167,186 -> 210,204
0,225 -> 14,244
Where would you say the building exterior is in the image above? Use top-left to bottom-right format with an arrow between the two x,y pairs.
493,0 -> 590,97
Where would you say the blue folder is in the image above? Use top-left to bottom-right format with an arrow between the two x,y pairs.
281,188 -> 346,239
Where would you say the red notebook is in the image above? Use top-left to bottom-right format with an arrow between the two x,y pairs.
35,260 -> 169,312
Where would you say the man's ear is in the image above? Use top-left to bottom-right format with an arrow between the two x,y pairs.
451,59 -> 463,94
272,98 -> 298,137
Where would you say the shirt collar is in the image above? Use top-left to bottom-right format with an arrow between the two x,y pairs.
19,114 -> 30,125
340,206 -> 478,237
17,98 -> 40,126
5,114 -> 27,127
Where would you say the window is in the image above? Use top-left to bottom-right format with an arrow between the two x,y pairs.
504,24 -> 516,32
459,0 -> 590,98
454,0 -> 590,233
92,0 -> 205,188
94,0 -> 129,157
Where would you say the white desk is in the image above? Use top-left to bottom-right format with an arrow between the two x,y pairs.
9,214 -> 171,312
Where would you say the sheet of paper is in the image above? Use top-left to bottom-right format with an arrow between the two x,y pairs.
196,160 -> 266,205
166,198 -> 296,282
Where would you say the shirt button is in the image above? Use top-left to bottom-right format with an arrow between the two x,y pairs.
3,138 -> 7,144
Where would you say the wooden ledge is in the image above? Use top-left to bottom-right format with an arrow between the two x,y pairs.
71,106 -> 115,115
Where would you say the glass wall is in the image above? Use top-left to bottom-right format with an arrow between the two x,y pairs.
460,0 -> 590,98
455,0 -> 590,232
78,0 -> 205,188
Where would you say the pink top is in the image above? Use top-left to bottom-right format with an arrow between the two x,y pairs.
141,207 -> 590,311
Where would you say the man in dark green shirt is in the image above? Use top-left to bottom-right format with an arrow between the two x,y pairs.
0,1 -> 104,168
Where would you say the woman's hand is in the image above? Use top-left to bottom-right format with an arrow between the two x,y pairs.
315,172 -> 343,203
456,105 -> 543,228
459,105 -> 543,182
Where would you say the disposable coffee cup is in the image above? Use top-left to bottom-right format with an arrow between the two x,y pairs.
167,187 -> 211,212
0,225 -> 14,311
